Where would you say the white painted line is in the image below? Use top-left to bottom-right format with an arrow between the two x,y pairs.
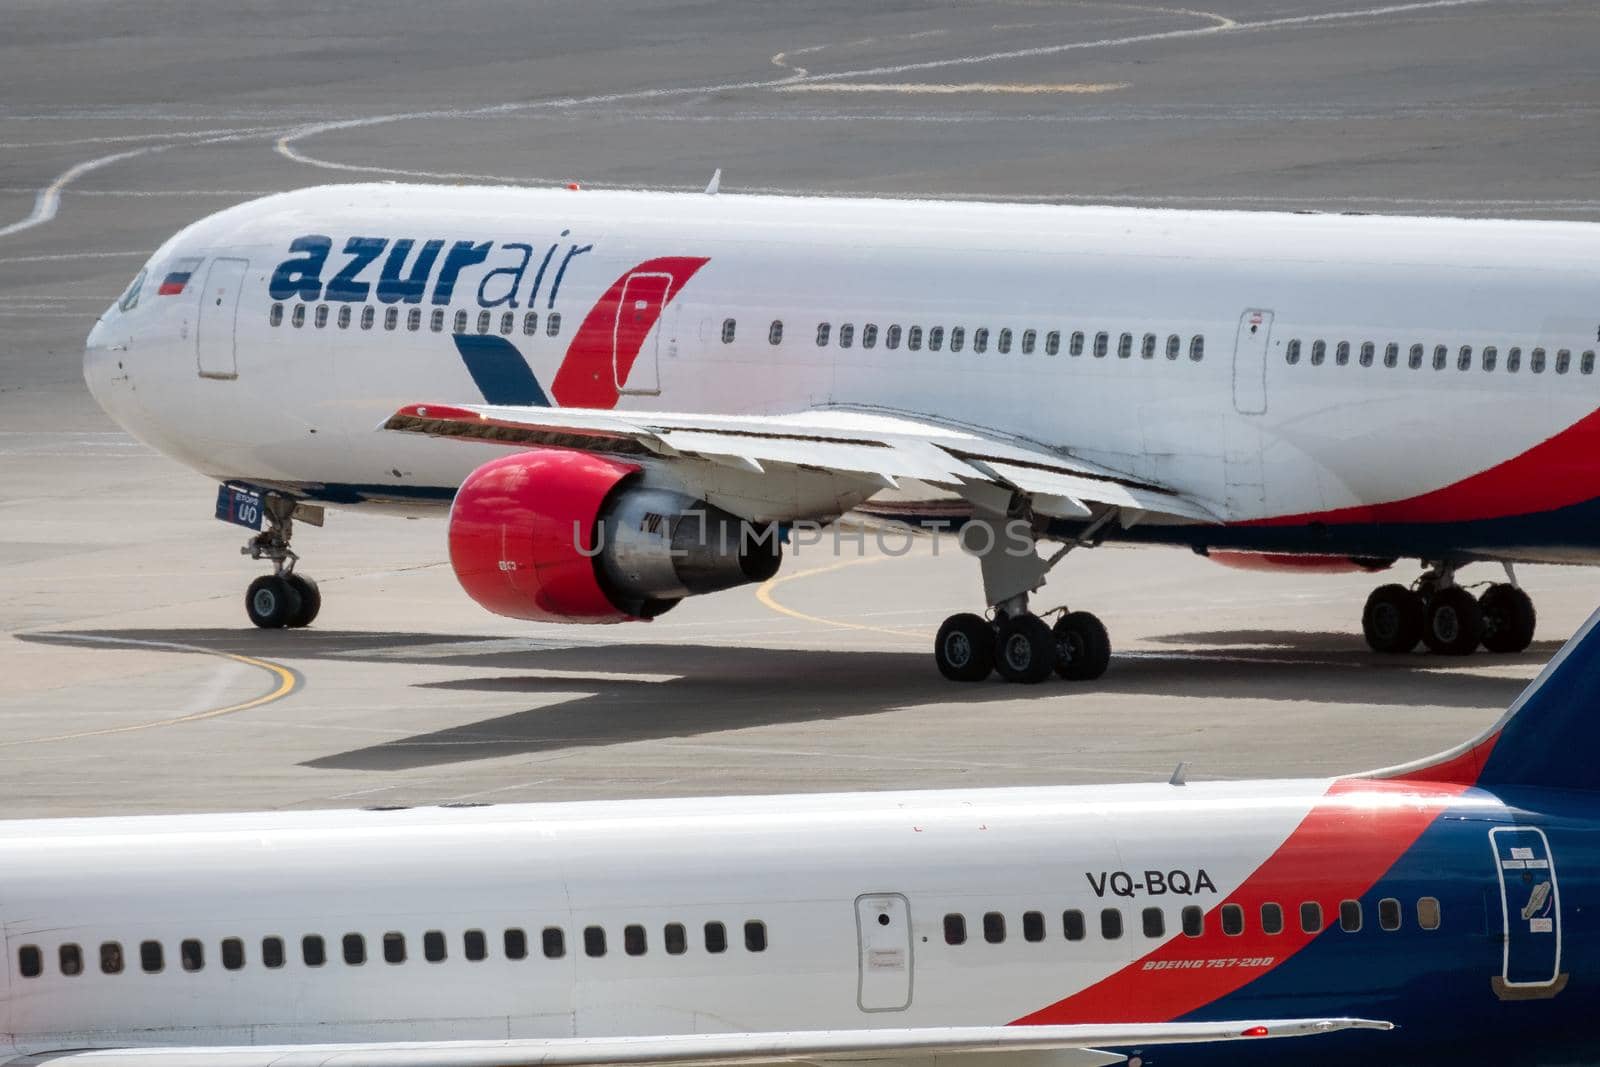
0,144 -> 176,239
776,82 -> 1130,95
0,250 -> 149,264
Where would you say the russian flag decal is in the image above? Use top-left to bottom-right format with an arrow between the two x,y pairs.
158,257 -> 204,296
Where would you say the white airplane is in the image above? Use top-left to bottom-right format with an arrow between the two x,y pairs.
9,606 -> 1600,1067
82,183 -> 1600,681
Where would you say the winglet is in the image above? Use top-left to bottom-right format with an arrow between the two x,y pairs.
706,168 -> 722,195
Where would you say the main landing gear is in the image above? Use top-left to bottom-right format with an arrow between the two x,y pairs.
242,494 -> 321,629
1362,562 -> 1535,655
932,501 -> 1115,684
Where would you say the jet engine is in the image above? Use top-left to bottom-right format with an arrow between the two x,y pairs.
448,449 -> 781,623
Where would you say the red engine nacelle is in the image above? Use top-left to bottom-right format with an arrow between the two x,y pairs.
1206,551 -> 1395,574
449,449 -> 782,624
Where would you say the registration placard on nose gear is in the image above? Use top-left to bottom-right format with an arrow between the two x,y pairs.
215,483 -> 264,530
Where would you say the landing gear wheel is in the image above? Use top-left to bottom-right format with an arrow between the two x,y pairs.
1479,583 -> 1536,653
285,573 -> 321,628
994,614 -> 1058,684
1053,611 -> 1111,681
1422,586 -> 1484,655
1363,584 -> 1424,653
245,574 -> 303,630
935,613 -> 995,682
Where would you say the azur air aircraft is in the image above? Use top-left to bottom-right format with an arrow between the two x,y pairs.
82,183 -> 1600,681
9,602 -> 1600,1066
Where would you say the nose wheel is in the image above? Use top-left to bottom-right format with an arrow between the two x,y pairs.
240,494 -> 322,629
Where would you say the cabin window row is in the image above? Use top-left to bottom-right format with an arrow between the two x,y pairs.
1285,338 -> 1597,376
268,303 -> 564,339
941,896 -> 1439,946
14,920 -> 768,979
718,319 -> 1206,362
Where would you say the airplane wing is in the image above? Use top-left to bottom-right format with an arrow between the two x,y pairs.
382,404 -> 1221,525
4,1019 -> 1392,1067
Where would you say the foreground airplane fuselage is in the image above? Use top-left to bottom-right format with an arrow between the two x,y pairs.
83,184 -> 1600,563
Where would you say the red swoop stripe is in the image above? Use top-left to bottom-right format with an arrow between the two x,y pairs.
1010,778 -> 1467,1025
1245,405 -> 1600,527
550,256 -> 709,408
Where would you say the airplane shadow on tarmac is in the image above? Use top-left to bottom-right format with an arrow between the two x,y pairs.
17,628 -> 1554,772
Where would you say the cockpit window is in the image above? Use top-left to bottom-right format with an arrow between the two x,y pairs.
117,269 -> 147,313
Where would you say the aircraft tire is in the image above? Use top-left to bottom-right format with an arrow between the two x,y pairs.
285,573 -> 322,628
994,614 -> 1058,684
246,575 -> 302,630
1362,583 -> 1424,653
1422,586 -> 1484,655
935,613 -> 995,682
1053,611 -> 1111,681
1479,584 -> 1536,654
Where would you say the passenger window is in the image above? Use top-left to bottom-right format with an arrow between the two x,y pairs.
464,929 -> 487,961
1142,907 -> 1164,938
768,320 -> 783,346
1484,345 -> 1498,371
407,307 -> 421,331
1379,898 -> 1402,931
839,324 -> 855,349
983,911 -> 1006,944
908,325 -> 923,351
584,926 -> 606,958
1300,902 -> 1322,933
816,323 -> 831,347
1141,333 -> 1156,360
382,307 -> 395,331
1339,900 -> 1362,932
863,324 -> 879,349
450,310 -> 466,334
950,326 -> 965,352
929,326 -> 944,351
1062,909 -> 1085,942
500,311 -> 514,335
1335,341 -> 1350,366
336,305 -> 351,329
1093,332 -> 1108,358
270,303 -> 283,326
504,929 -> 527,960
1181,906 -> 1203,937
523,312 -> 537,336
997,328 -> 1012,354
423,931 -> 446,962
1556,348 -> 1571,374
382,932 -> 405,964
1022,911 -> 1045,943
1286,339 -> 1301,365
542,927 -> 565,959
744,920 -> 767,952
262,937 -> 284,969
1046,330 -> 1061,356
1070,331 -> 1085,356
1220,903 -> 1244,936
1359,341 -> 1374,367
1507,347 -> 1522,372
315,304 -> 329,329
222,938 -> 245,971
944,913 -> 966,945
430,308 -> 444,332
1431,344 -> 1446,370
1021,329 -> 1036,355
1384,342 -> 1399,368
60,944 -> 83,976
1310,340 -> 1326,366
303,936 -> 325,967
886,324 -> 902,350
140,940 -> 164,973
476,310 -> 491,335
1417,897 -> 1442,930
175,940 -> 201,973
18,945 -> 41,979
1100,908 -> 1123,940
704,922 -> 727,954
101,942 -> 124,975
1584,351 -> 1596,375
342,934 -> 364,966
1261,903 -> 1284,935
625,924 -> 647,956
1458,345 -> 1472,371
1189,335 -> 1204,361
973,327 -> 988,354
1117,333 -> 1132,359
1532,347 -> 1546,373
292,304 -> 306,328
664,923 -> 687,955
1408,344 -> 1424,369
546,312 -> 562,336
721,318 -> 736,344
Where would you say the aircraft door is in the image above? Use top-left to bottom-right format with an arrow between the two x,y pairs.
1231,308 -> 1272,414
196,257 -> 248,379
1490,826 -> 1565,997
855,893 -> 912,1012
614,271 -> 674,396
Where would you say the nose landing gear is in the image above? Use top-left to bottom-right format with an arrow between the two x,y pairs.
1362,563 -> 1535,655
242,495 -> 321,629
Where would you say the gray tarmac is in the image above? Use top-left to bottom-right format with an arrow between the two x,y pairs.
3,0 -> 1600,817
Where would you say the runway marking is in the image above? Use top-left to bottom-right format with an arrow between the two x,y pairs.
2,633 -> 301,748
0,144 -> 177,239
0,250 -> 149,264
323,637 -> 595,660
0,126 -> 277,150
776,82 -> 1130,95
755,556 -> 931,640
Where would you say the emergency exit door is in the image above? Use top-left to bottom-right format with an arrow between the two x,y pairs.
614,271 -> 674,395
855,893 -> 912,1012
196,257 -> 248,379
1491,826 -> 1564,996
1231,308 -> 1272,414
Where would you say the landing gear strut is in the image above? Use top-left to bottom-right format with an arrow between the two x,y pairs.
242,494 -> 321,629
1362,562 -> 1534,655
